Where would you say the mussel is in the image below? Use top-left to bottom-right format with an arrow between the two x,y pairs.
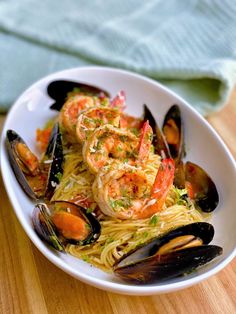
6,123 -> 64,200
114,222 -> 222,284
163,106 -> 219,212
185,162 -> 219,212
47,80 -> 110,111
143,104 -> 171,158
32,201 -> 101,251
162,104 -> 185,161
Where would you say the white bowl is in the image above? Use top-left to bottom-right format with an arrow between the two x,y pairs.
1,66 -> 236,295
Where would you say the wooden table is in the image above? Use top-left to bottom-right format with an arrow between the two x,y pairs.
1,91 -> 236,314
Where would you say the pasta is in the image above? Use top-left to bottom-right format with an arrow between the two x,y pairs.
42,93 -> 206,271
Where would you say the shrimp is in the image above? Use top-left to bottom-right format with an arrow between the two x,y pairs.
76,107 -> 121,143
120,113 -> 143,131
59,95 -> 99,137
83,121 -> 154,174
92,159 -> 175,219
93,163 -> 150,219
137,120 -> 153,164
110,90 -> 126,110
82,125 -> 139,174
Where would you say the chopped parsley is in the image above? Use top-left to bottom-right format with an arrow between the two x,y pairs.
149,214 -> 159,226
120,135 -> 128,142
86,207 -> 94,214
126,150 -> 137,159
85,223 -> 91,230
83,117 -> 93,125
105,237 -> 114,245
116,146 -> 123,152
107,113 -> 114,119
94,118 -> 103,125
67,87 -> 81,98
150,145 -> 155,153
81,254 -> 90,263
55,172 -> 63,181
173,187 -> 188,205
109,197 -> 131,210
131,128 -> 139,136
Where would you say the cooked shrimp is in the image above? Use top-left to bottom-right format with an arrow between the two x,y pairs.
83,121 -> 153,174
59,95 -> 99,137
120,113 -> 143,131
110,90 -> 126,110
82,125 -> 139,174
76,107 -> 121,143
93,163 -> 150,219
92,159 -> 175,219
137,120 -> 153,164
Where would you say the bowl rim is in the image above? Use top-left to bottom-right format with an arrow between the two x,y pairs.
1,65 -> 236,295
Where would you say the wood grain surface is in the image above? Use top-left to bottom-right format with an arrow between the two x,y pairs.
0,90 -> 236,314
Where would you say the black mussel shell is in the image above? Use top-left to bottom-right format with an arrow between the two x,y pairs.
32,203 -> 64,251
162,104 -> 185,161
44,123 -> 64,200
114,245 -> 222,284
6,124 -> 64,201
185,162 -> 219,212
148,222 -> 214,256
116,222 -> 215,265
143,104 -> 171,158
53,201 -> 101,245
47,80 -> 110,111
6,130 -> 40,200
32,201 -> 101,250
114,222 -> 222,283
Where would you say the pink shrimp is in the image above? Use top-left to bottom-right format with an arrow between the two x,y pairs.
92,159 -> 175,219
76,107 -> 121,142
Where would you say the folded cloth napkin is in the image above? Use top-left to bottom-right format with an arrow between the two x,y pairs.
0,0 -> 236,115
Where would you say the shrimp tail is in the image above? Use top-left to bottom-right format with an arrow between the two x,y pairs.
138,120 -> 153,163
110,91 -> 126,110
137,158 -> 175,219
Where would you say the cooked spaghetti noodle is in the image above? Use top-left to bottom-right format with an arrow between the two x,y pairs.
67,202 -> 204,272
51,145 -> 205,271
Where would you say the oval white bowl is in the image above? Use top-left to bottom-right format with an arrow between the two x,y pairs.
1,66 -> 236,295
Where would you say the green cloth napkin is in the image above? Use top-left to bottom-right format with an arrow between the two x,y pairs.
0,0 -> 236,115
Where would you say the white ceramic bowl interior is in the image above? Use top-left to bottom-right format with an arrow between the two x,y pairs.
1,66 -> 236,295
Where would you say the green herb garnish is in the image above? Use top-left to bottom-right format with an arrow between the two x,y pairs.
55,172 -> 63,181
149,215 -> 159,226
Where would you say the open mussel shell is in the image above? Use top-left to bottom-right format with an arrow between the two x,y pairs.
143,104 -> 171,158
32,201 -> 101,250
114,222 -> 222,284
6,130 -> 41,200
185,162 -> 219,212
47,80 -> 110,111
6,123 -> 64,201
162,104 -> 185,161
